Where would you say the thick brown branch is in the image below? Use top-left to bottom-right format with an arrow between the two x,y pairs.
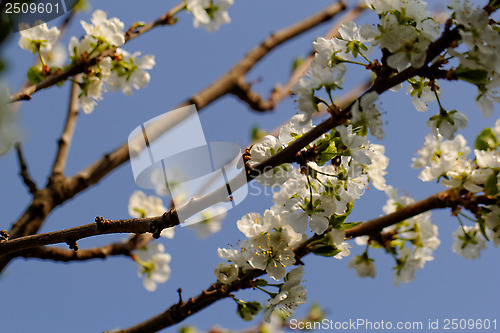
15,143 -> 38,194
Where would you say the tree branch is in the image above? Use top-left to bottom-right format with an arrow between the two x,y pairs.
15,143 -> 38,194
50,80 -> 80,178
20,234 -> 150,262
0,211 -> 178,257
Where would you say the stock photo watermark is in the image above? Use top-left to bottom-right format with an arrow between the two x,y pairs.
289,318 -> 498,331
128,104 -> 249,227
1,0 -> 80,32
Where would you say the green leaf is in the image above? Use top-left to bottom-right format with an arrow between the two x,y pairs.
475,128 -> 499,151
453,66 -> 488,85
27,66 -> 45,85
254,279 -> 268,286
489,0 -> 500,10
329,202 -> 354,228
237,301 -> 262,321
250,125 -> 267,141
484,172 -> 499,196
291,57 -> 305,72
477,217 -> 490,242
311,244 -> 341,257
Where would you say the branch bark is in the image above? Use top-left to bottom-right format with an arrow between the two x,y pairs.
15,143 -> 38,194
0,211 -> 178,256
50,79 -> 80,178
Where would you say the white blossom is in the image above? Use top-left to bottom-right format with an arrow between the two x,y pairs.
278,114 -> 313,146
135,242 -> 172,292
250,135 -> 291,186
128,190 -> 175,239
365,143 -> 389,190
214,262 -> 238,284
350,92 -> 384,139
452,225 -> 487,259
80,9 -> 125,46
186,0 -> 234,32
337,125 -> 371,166
426,111 -> 468,140
237,211 -> 273,238
43,44 -> 67,67
348,254 -> 376,278
188,206 -> 226,238
393,248 -> 424,286
18,22 -> 60,53
406,79 -> 438,112
75,57 -> 112,114
247,232 -> 295,280
107,49 -> 155,96
264,266 -> 307,322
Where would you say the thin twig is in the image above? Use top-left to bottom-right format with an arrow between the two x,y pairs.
20,234 -> 150,262
15,143 -> 38,194
50,79 -> 80,178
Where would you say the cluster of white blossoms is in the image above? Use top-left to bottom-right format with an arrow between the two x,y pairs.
128,191 -> 174,291
68,10 -> 155,113
17,10 -> 155,114
215,114 -> 389,320
364,0 -> 439,71
349,185 -> 440,285
413,120 -> 500,259
185,0 -> 234,32
448,0 -> 500,118
18,21 -> 60,54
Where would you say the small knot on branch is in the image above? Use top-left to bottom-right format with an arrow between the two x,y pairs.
0,230 -> 9,241
66,239 -> 79,251
177,288 -> 184,304
95,216 -> 110,230
149,210 -> 180,239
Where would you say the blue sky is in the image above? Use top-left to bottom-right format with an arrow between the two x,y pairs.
0,0 -> 498,332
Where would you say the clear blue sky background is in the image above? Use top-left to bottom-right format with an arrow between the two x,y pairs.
0,0 -> 498,332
